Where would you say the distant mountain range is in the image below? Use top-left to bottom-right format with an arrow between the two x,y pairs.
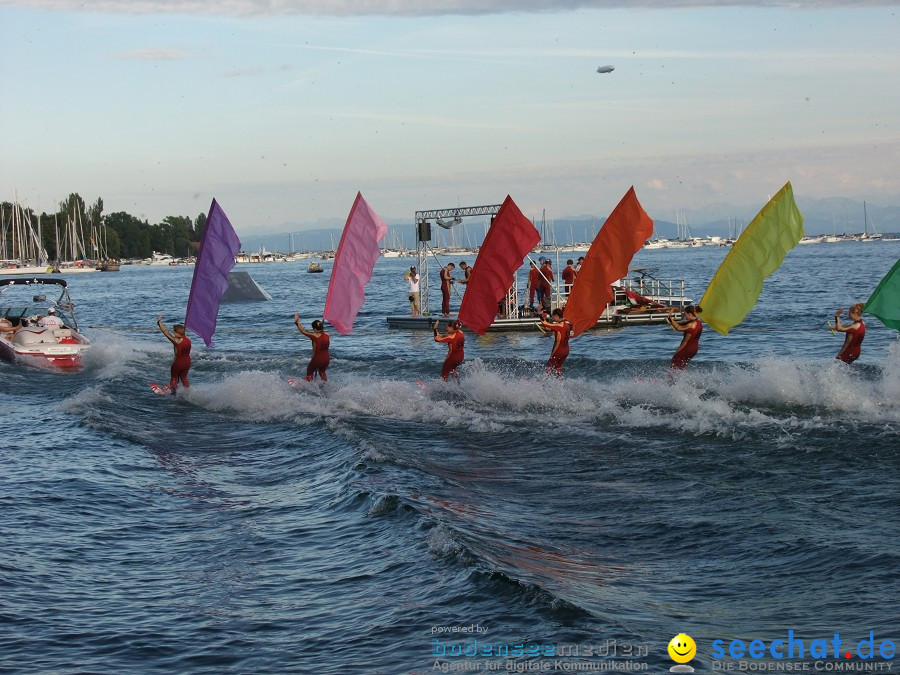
237,196 -> 899,254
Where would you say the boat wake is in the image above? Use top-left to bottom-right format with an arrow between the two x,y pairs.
157,346 -> 900,448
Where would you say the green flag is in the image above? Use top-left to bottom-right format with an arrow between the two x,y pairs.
865,258 -> 900,330
700,182 -> 804,336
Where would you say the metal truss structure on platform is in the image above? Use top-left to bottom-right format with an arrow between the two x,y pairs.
414,204 -> 503,315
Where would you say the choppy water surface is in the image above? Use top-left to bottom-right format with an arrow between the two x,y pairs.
2,242 -> 898,674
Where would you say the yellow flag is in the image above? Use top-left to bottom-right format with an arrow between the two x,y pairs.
700,182 -> 804,335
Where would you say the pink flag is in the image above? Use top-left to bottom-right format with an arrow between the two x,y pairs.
185,198 -> 241,346
458,195 -> 541,334
323,192 -> 388,334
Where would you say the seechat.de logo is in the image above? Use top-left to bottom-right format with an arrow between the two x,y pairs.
669,633 -> 697,673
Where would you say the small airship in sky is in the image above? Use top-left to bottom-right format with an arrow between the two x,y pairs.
596,65 -> 615,74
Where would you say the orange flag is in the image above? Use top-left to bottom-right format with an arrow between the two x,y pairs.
565,187 -> 654,336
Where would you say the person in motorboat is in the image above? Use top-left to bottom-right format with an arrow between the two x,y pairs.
667,305 -> 703,370
540,308 -> 573,377
37,307 -> 64,329
432,319 -> 464,382
0,317 -> 20,339
833,303 -> 865,364
294,314 -> 330,382
157,314 -> 192,394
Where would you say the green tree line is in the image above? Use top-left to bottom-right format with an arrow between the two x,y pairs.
1,193 -> 208,262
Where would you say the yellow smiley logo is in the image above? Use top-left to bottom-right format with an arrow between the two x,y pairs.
668,633 -> 697,663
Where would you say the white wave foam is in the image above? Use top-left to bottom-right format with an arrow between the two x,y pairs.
81,330 -> 164,380
164,350 -> 899,445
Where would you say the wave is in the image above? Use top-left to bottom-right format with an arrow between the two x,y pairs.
143,349 -> 898,448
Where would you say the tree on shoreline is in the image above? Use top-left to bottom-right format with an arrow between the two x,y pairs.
2,193 -> 204,262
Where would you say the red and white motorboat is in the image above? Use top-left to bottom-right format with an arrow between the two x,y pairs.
0,278 -> 91,370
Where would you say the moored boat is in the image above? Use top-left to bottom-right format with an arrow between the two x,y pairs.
0,278 -> 91,370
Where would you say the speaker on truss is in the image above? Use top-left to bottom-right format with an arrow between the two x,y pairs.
417,220 -> 432,242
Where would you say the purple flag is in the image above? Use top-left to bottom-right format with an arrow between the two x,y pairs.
185,198 -> 241,346
323,192 -> 388,334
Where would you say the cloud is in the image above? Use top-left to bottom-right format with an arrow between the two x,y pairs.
110,48 -> 189,60
5,0 -> 898,17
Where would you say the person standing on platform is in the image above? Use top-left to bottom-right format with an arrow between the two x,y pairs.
404,266 -> 421,317
294,314 -> 330,381
458,261 -> 472,286
667,305 -> 703,370
433,319 -> 465,381
440,262 -> 456,316
834,303 -> 866,364
527,260 -> 542,310
561,260 -> 576,298
538,259 -> 554,311
157,314 -> 191,394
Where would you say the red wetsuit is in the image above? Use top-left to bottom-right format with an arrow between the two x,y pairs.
305,332 -> 330,381
169,335 -> 191,390
671,318 -> 702,370
545,320 -> 572,376
836,321 -> 865,364
539,265 -> 554,305
436,330 -> 465,381
528,267 -> 541,305
561,266 -> 576,293
441,267 -> 453,315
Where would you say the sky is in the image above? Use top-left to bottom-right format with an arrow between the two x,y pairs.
1,0 -> 899,234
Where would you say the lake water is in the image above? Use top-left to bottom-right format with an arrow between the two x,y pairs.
2,241 -> 898,674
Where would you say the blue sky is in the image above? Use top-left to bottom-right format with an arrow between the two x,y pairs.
1,1 -> 899,234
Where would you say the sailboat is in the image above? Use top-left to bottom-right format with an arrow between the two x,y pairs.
860,201 -> 882,241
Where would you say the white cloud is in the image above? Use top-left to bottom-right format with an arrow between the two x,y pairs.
3,0 -> 898,17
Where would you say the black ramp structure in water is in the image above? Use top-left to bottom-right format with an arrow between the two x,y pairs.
220,271 -> 272,302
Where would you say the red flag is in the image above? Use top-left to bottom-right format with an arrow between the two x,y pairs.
565,187 -> 654,337
458,196 -> 541,334
323,192 -> 388,334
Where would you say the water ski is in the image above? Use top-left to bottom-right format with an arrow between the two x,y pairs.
633,376 -> 660,383
416,379 -> 429,390
150,383 -> 171,395
288,376 -> 326,393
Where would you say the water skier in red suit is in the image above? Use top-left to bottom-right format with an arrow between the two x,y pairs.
540,308 -> 572,377
157,314 -> 191,393
433,320 -> 465,382
834,303 -> 866,364
667,305 -> 703,370
295,314 -> 330,381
